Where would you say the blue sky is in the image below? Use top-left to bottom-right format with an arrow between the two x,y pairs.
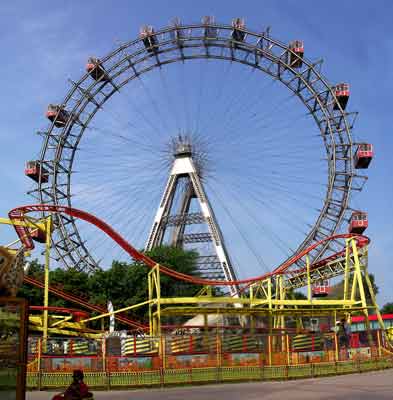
0,1 -> 392,304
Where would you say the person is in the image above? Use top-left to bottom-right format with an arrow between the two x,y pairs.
52,370 -> 93,400
336,318 -> 350,349
341,318 -> 351,347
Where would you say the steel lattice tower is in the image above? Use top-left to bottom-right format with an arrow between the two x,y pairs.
146,137 -> 238,296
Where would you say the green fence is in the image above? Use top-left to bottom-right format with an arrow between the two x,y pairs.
27,356 -> 393,390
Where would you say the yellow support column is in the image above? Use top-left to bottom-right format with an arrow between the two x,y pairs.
306,255 -> 311,301
333,309 -> 339,361
268,335 -> 272,366
279,277 -> 286,352
364,270 -> 385,331
148,264 -> 161,337
267,278 -> 273,334
148,269 -> 153,336
155,264 -> 161,337
43,216 -> 52,348
343,240 -> 350,303
351,239 -> 374,346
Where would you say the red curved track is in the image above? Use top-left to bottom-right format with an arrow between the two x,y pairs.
10,204 -> 369,287
23,275 -> 146,329
29,305 -> 88,314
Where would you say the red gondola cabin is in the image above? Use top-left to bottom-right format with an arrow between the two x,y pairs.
333,83 -> 350,110
349,211 -> 368,234
312,279 -> 330,297
288,40 -> 304,68
231,18 -> 246,42
354,143 -> 373,169
25,161 -> 48,183
46,104 -> 70,127
86,57 -> 109,81
30,227 -> 47,243
140,26 -> 159,53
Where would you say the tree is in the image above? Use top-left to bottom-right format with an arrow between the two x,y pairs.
18,260 -> 45,306
19,246 -> 201,324
286,288 -> 307,300
88,246 -> 201,322
328,273 -> 379,303
381,302 -> 393,314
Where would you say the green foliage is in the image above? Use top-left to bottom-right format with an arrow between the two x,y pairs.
381,302 -> 393,314
17,246 -> 201,325
286,288 -> 307,300
328,273 -> 379,302
17,260 -> 44,306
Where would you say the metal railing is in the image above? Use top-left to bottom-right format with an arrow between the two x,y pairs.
25,330 -> 392,389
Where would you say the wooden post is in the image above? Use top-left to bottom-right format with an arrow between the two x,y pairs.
334,309 -> 339,361
268,335 -> 272,366
286,334 -> 290,365
37,338 -> 42,391
377,330 -> 382,357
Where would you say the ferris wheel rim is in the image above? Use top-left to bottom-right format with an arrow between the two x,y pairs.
29,20 -> 365,274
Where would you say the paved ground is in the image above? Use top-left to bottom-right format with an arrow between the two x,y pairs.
27,369 -> 393,400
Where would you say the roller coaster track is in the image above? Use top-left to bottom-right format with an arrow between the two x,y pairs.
23,275 -> 146,330
10,205 -> 368,289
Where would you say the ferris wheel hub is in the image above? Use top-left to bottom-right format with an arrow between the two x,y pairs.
173,135 -> 193,158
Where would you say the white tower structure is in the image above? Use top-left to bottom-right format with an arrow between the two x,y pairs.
146,137 -> 238,297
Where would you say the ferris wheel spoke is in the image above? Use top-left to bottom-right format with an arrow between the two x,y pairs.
95,98 -> 163,145
198,61 -> 234,134
136,75 -> 173,134
205,181 -> 271,273
216,169 -> 325,210
85,125 -> 159,152
158,68 -> 182,132
80,187 -> 159,254
116,88 -> 168,139
207,178 -> 294,259
194,59 -> 210,134
212,110 -> 314,148
209,67 -> 259,132
212,171 -> 315,221
213,81 -> 290,141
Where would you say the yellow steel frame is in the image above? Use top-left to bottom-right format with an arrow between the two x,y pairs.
144,238 -> 384,338
0,214 -> 53,342
1,212 -> 386,350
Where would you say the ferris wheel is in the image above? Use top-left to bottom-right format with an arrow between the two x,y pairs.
25,17 -> 372,279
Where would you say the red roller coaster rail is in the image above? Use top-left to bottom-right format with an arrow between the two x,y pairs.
23,275 -> 146,330
10,204 -> 369,287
